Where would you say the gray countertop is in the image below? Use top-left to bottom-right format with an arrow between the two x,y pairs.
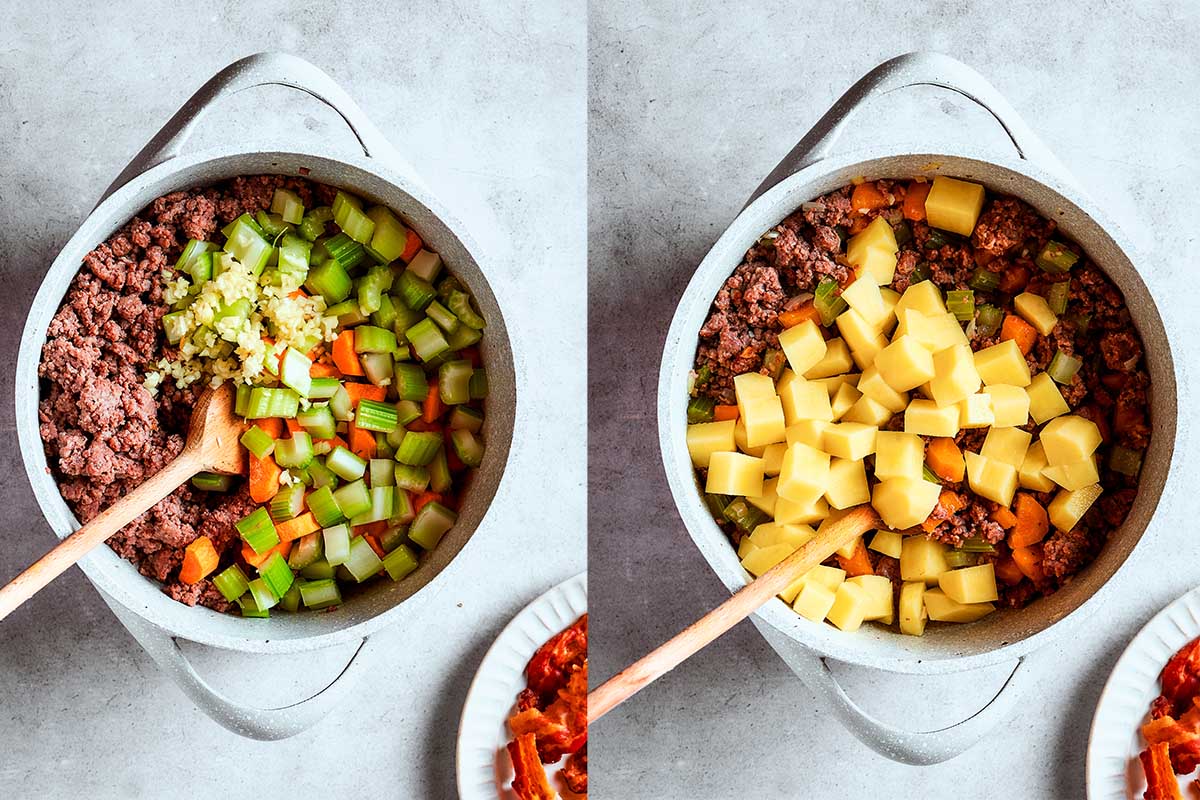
588,2 -> 1199,798
0,2 -> 584,797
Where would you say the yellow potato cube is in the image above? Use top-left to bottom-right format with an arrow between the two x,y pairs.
706,451 -> 765,497
826,581 -> 868,631
876,336 -> 936,392
1018,441 -> 1057,492
792,581 -> 838,623
786,419 -> 831,449
777,442 -> 830,504
734,372 -> 776,419
734,420 -> 766,457
974,339 -> 1031,387
895,280 -> 945,317
879,287 -> 900,332
834,531 -> 862,560
842,395 -> 894,427
855,247 -> 899,285
858,366 -> 910,413
775,493 -> 830,525
872,477 -> 941,530
803,337 -> 855,379
811,372 -> 860,397
900,311 -> 969,354
822,422 -> 878,460
874,431 -> 924,481
742,395 -> 787,449
1043,458 -> 1101,491
899,581 -> 928,636
836,308 -> 883,353
923,588 -> 995,623
762,443 -> 786,476
750,522 -> 815,550
929,343 -> 982,408
686,419 -> 737,467
746,477 -> 777,517
841,275 -> 889,329
925,176 -> 986,236
981,427 -> 1032,467
958,393 -> 995,429
869,530 -> 904,559
848,574 -> 895,623
846,216 -> 899,263
983,384 -> 1031,427
782,563 -> 847,604
1039,415 -> 1103,465
830,383 -> 863,421
900,536 -> 948,584
778,378 -> 834,426
778,320 -> 828,376
741,543 -> 795,577
850,332 -> 889,371
904,399 -> 960,437
737,537 -> 758,560
775,368 -> 800,398
1048,484 -> 1103,532
1026,372 -> 1070,424
1014,292 -> 1058,336
938,564 -> 999,604
964,452 -> 1018,506
825,458 -> 870,509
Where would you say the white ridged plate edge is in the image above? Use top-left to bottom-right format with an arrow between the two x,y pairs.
457,572 -> 587,800
1087,587 -> 1200,798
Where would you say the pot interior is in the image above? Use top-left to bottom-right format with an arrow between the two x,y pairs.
16,150 -> 516,651
662,151 -> 1176,670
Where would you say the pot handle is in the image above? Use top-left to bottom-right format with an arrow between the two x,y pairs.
99,590 -> 377,741
98,51 -> 422,206
745,51 -> 1075,207
786,645 -> 1038,765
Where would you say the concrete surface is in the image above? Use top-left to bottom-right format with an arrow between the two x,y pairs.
0,2 -> 584,797
588,2 -> 1199,798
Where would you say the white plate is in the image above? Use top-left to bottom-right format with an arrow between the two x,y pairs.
457,572 -> 588,800
1088,586 -> 1200,798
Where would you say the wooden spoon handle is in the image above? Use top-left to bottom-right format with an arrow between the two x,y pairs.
587,505 -> 881,724
0,452 -> 202,622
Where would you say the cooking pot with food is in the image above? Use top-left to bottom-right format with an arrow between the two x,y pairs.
15,53 -> 516,740
658,52 -> 1175,764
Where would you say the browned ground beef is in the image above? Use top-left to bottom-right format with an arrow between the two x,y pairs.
38,175 -> 330,610
693,180 -> 1150,609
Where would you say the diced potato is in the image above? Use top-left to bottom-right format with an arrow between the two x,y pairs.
929,343 -> 982,408
846,216 -> 899,263
830,383 -> 862,421
762,443 -> 786,476
900,536 -> 948,584
779,560 -> 842,604
872,477 -> 941,530
778,320 -> 828,376
958,393 -> 995,429
858,366 -> 909,413
1048,484 -> 1103,531
734,371 -> 776,408
923,588 -> 995,623
1026,372 -> 1070,424
793,581 -> 838,623
775,493 -> 830,525
899,581 -> 928,636
737,537 -> 758,560
746,477 -> 777,517
1039,415 -> 1103,465
775,368 -> 800,398
706,451 -> 765,497
786,419 -> 831,448
834,532 -> 862,560
1018,441 -> 1057,492
811,372 -> 860,397
825,458 -> 870,509
974,339 -> 1031,387
855,247 -> 899,286
842,395 -> 893,427
869,529 -> 904,559
879,287 -> 900,333
822,422 -> 878,460
983,384 -> 1031,427
778,378 -> 834,426
1043,458 -> 1101,491
874,431 -> 924,481
981,427 -> 1032,467
901,311 -> 969,354
848,575 -> 894,623
804,337 -> 855,379
1014,292 -> 1058,336
924,176 -> 986,236
964,452 -> 1018,506
841,275 -> 889,329
686,419 -> 737,467
938,564 -> 999,604
904,399 -> 960,437
750,522 -> 815,550
742,395 -> 787,448
874,336 -> 935,393
826,581 -> 868,631
850,332 -> 890,371
895,281 -> 945,318
837,307 -> 884,352
777,442 -> 830,504
742,543 -> 795,577
734,420 -> 766,457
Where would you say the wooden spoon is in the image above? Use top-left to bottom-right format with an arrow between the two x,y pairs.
0,383 -> 246,622
587,504 -> 882,724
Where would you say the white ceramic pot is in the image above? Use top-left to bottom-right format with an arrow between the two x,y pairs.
15,53 -> 516,740
658,52 -> 1176,764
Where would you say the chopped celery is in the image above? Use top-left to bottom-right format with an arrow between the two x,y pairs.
333,479 -> 372,519
396,431 -> 442,466
944,549 -> 977,568
390,299 -> 426,334
366,206 -> 408,262
761,349 -> 786,381
813,278 -> 846,327
279,348 -> 313,397
326,232 -> 366,270
967,267 -> 999,292
946,289 -> 975,322
323,523 -> 352,566
394,363 -> 429,401
393,465 -> 431,493
357,264 -> 395,315
278,233 -> 311,281
279,582 -> 303,613
299,206 -> 334,241
1109,445 -> 1143,476
722,498 -> 767,532
308,377 -> 341,400
274,432 -> 315,468
328,298 -> 369,328
332,191 -> 376,244
447,290 -> 486,330
361,352 -> 394,386
445,324 -> 482,350
380,525 -> 409,553
397,270 -> 437,311
1036,240 -> 1078,273
189,251 -> 213,283
375,432 -> 395,459
391,487 -> 417,524
426,300 -> 459,334
350,486 -> 394,526
306,485 -> 346,527
327,446 -> 367,481
235,384 -> 252,417
438,360 -> 473,405
176,238 -> 216,273
238,593 -> 271,618
408,250 -> 442,282
450,429 -> 484,467
239,425 -> 276,459
162,311 -> 189,345
213,565 -> 250,602
287,531 -> 324,570
237,508 -> 279,554
271,188 -> 305,225
975,304 -> 1003,337
369,458 -> 395,487
922,464 -> 942,484
447,406 -> 484,433
371,294 -> 399,331
1046,280 -> 1070,315
307,458 -> 338,489
245,387 -> 301,419
957,537 -> 996,553
297,404 -> 337,440
191,472 -> 233,492
687,396 -> 715,424
224,217 -> 273,274
429,447 -> 452,493
255,210 -> 294,239
344,536 -> 384,582
1047,350 -> 1082,384
305,260 -> 354,304
357,399 -> 399,432
269,484 -> 306,522
405,318 -> 450,361
247,577 -> 280,610
355,325 -> 397,354
383,544 -> 419,581
469,369 -> 489,400
409,502 -> 458,550
258,552 -> 295,598
300,559 -> 336,581
329,385 -> 354,421
299,578 -> 342,609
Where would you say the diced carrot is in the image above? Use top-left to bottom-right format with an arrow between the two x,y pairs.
1000,314 -> 1038,356
310,362 -> 342,378
275,512 -> 320,543
423,384 -> 445,423
252,418 -> 284,439
850,182 -> 889,214
998,264 -> 1031,294
836,538 -> 874,577
1009,493 -> 1050,548
355,521 -> 388,538
248,452 -> 282,504
401,229 -> 423,263
317,434 -> 350,452
713,405 -> 740,422
1011,545 -> 1045,584
777,304 -> 822,329
179,536 -> 219,584
285,419 -> 304,435
363,534 -> 387,559
332,330 -> 365,376
241,539 -> 292,569
902,180 -> 931,221
992,505 -> 1018,530
343,382 -> 387,407
413,492 -> 443,514
446,446 -> 465,471
289,288 -> 308,300
926,437 -> 965,483
922,490 -> 964,532
347,417 -> 377,460
994,556 -> 1025,586
405,418 -> 441,433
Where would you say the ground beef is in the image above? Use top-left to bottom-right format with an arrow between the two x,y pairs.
38,174 -> 319,611
971,197 -> 1051,257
